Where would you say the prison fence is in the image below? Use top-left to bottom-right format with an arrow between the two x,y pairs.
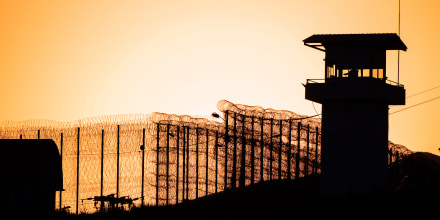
0,100 -> 410,214
154,108 -> 321,206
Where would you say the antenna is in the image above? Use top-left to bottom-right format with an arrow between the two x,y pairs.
398,0 -> 401,35
397,0 -> 401,84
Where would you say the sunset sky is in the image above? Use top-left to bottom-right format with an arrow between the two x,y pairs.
1,0 -> 440,154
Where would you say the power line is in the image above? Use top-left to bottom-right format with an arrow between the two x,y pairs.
406,84 -> 440,99
390,84 -> 440,109
390,95 -> 440,115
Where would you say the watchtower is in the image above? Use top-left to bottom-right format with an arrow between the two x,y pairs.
303,33 -> 407,197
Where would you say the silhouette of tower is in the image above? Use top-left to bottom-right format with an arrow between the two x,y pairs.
303,34 -> 407,198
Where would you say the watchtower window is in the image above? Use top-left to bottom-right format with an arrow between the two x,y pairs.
326,65 -> 385,80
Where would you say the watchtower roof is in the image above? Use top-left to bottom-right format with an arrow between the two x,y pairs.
304,33 -> 407,52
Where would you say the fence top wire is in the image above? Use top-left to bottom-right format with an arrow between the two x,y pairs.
217,99 -> 321,126
0,99 -> 411,155
0,113 -> 217,129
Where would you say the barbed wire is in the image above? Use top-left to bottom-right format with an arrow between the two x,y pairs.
0,99 -> 411,214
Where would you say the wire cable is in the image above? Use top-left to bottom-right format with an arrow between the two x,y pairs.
390,84 -> 440,109
390,95 -> 440,115
311,101 -> 321,119
406,84 -> 440,99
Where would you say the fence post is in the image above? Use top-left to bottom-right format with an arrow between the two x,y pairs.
76,127 -> 80,215
205,128 -> 209,196
306,124 -> 310,177
166,124 -> 170,206
100,129 -> 104,210
116,125 -> 120,201
59,132 -> 63,210
176,126 -> 180,204
196,127 -> 199,199
232,112 -> 237,189
141,128 -> 145,206
38,129 -> 40,139
278,120 -> 283,180
260,117 -> 264,182
315,127 -> 319,175
156,123 -> 160,207
186,126 -> 189,200
239,114 -> 246,188
269,118 -> 273,181
224,110 -> 229,189
215,130 -> 219,194
295,122 -> 301,179
250,116 -> 255,185
182,126 -> 186,200
287,120 -> 292,180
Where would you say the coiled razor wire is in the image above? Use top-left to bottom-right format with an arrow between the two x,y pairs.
0,100 -> 411,214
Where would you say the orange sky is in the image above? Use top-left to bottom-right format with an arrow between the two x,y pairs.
1,0 -> 440,154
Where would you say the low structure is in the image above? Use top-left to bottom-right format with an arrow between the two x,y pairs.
0,139 -> 63,212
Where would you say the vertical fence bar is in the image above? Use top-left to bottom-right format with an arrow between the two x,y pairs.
287,120 -> 292,180
215,130 -> 219,194
396,151 -> 400,185
232,112 -> 237,189
224,110 -> 229,189
156,123 -> 160,207
141,128 -> 145,206
250,116 -> 255,185
100,129 -> 104,210
116,125 -> 120,200
76,127 -> 80,215
195,127 -> 199,199
182,126 -> 186,200
269,118 -> 273,181
186,126 -> 189,200
166,124 -> 170,206
315,127 -> 319,175
59,132 -> 63,210
306,124 -> 310,177
240,114 -> 246,188
295,122 -> 301,179
176,126 -> 180,204
260,117 -> 264,182
278,120 -> 283,180
205,128 -> 209,196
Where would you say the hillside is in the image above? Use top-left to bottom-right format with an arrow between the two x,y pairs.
393,152 -> 440,193
93,152 -> 440,219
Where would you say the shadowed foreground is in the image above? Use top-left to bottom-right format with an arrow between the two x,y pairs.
86,152 -> 440,219
9,152 -> 440,218
58,177 -> 438,219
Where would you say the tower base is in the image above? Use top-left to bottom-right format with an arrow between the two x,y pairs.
319,101 -> 389,198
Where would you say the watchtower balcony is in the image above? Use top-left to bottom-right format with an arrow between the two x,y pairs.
305,77 -> 405,105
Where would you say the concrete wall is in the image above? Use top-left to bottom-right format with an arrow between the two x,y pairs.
320,101 -> 389,198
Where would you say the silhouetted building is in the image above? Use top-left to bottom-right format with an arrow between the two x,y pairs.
303,33 -> 407,197
0,139 -> 63,212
